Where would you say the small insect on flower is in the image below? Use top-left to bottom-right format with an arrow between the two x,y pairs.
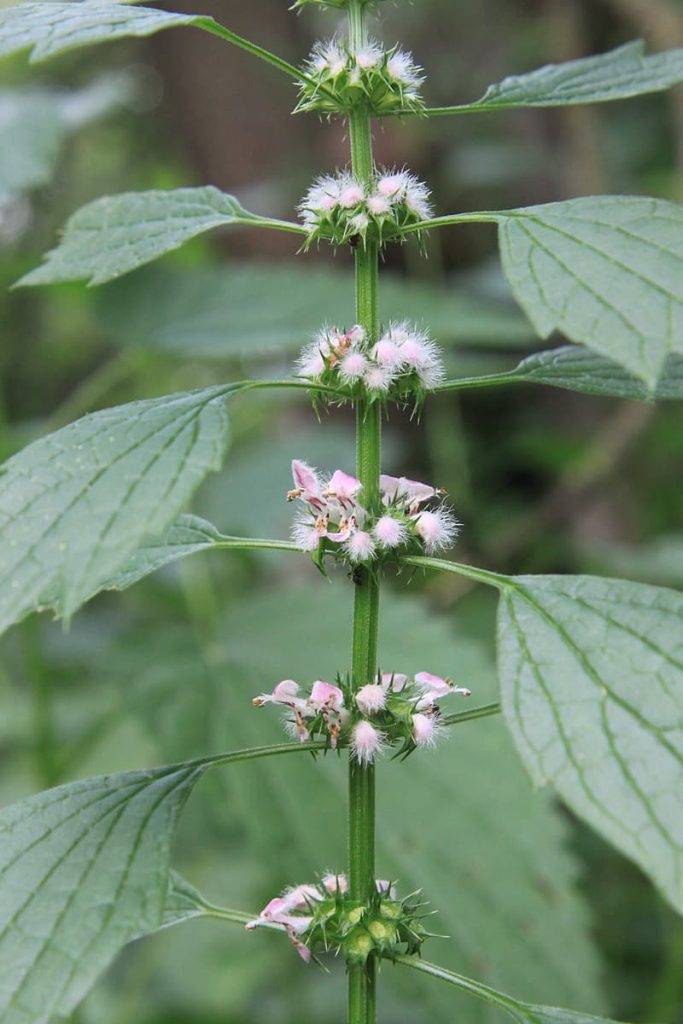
351,720 -> 385,764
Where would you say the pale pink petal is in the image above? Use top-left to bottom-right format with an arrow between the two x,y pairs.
381,672 -> 409,692
355,683 -> 387,715
325,469 -> 362,502
310,680 -> 345,711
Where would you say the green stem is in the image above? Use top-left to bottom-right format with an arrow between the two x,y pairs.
347,4 -> 379,1023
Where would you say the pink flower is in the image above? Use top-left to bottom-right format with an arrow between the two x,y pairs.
375,879 -> 397,898
404,176 -> 432,220
373,514 -> 407,549
288,460 -> 325,510
377,172 -> 409,199
381,672 -> 409,692
414,672 -> 453,700
291,512 -> 323,552
351,720 -> 385,764
345,530 -> 376,563
252,679 -> 304,708
373,336 -> 403,368
380,474 -> 439,511
339,180 -> 365,208
309,680 -> 345,713
246,889 -> 316,962
363,364 -> 395,393
412,712 -> 439,747
414,507 -> 459,553
339,351 -> 369,382
346,324 -> 366,346
414,671 -> 471,707
367,192 -> 392,216
322,872 -> 349,894
326,514 -> 357,542
355,683 -> 387,715
324,469 -> 362,506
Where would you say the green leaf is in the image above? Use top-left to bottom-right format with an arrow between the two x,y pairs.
96,263 -> 534,358
17,188 -> 304,287
397,956 -> 627,1024
0,384 -> 242,634
0,2 -> 307,84
104,514 -> 299,592
496,197 -> 683,389
510,345 -> 683,400
0,761 -> 203,1024
497,574 -> 683,915
0,742 -> 314,1024
443,40 -> 683,113
0,2 -> 199,63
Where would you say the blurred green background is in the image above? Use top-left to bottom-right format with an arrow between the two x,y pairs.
1,0 -> 682,1021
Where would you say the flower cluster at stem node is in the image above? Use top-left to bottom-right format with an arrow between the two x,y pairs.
247,874 -> 434,964
298,320 -> 445,401
296,39 -> 424,116
287,460 -> 459,569
253,671 -> 471,761
299,169 -> 431,250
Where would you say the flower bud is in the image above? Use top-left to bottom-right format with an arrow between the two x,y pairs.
355,683 -> 387,715
351,720 -> 385,764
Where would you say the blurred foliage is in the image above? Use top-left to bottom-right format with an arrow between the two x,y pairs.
0,0 -> 682,1022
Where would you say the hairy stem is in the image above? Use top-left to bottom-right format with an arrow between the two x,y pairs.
347,3 -> 380,1023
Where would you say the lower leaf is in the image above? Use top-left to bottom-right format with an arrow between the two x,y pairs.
0,742 -> 319,1024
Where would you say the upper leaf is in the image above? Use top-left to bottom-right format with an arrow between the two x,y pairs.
461,40 -> 683,111
496,196 -> 683,389
512,345 -> 683,400
497,574 -> 683,915
17,187 -> 292,286
0,385 -> 240,634
0,2 -> 199,63
0,761 -> 204,1024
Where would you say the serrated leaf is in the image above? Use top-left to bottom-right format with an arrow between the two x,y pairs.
513,345 -> 683,400
103,514 -> 297,593
96,263 -> 534,357
0,2 -> 199,63
0,760 -> 204,1024
0,384 -> 241,634
463,40 -> 683,111
497,574 -> 683,915
103,515 -> 227,592
18,187 -> 296,286
496,196 -> 683,388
